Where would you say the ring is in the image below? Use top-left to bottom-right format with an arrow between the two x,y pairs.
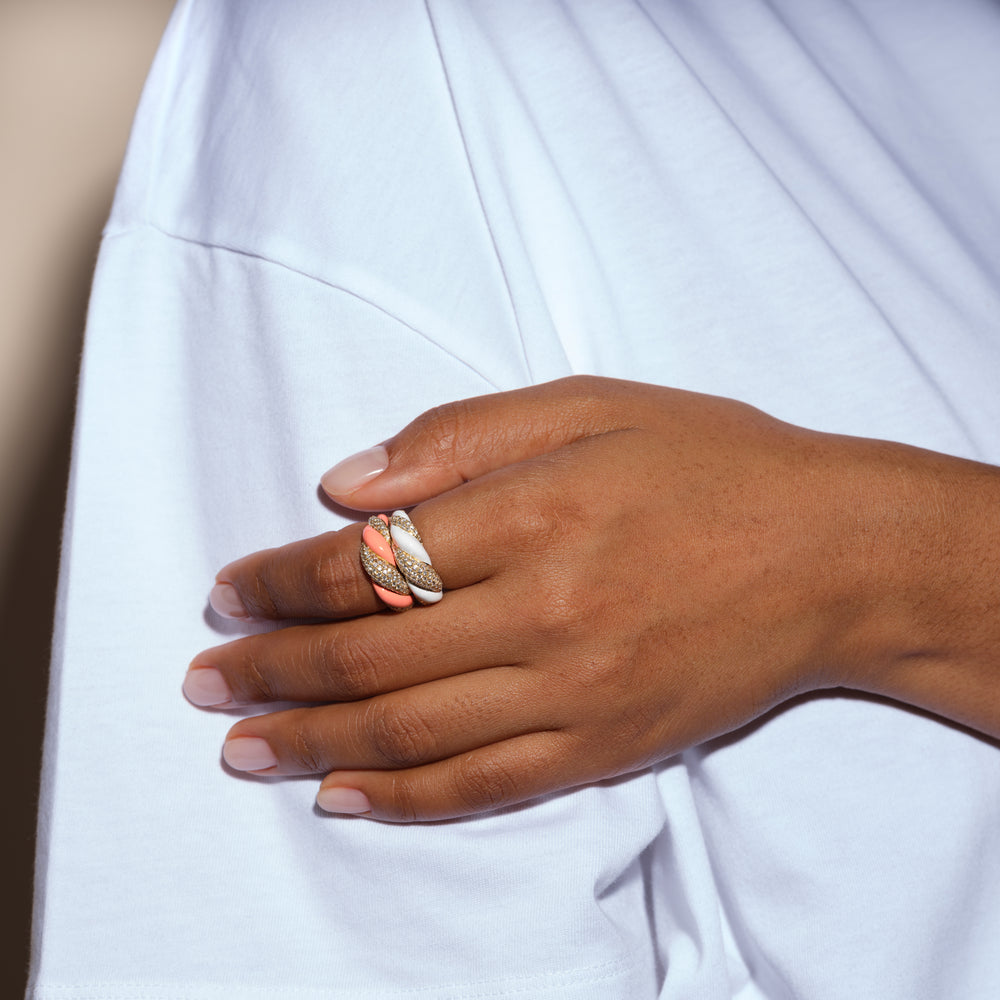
361,510 -> 443,610
361,515 -> 412,611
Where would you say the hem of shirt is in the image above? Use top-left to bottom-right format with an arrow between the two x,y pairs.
26,955 -> 650,1000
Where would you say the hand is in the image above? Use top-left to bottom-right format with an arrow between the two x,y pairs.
184,376 -> 1000,820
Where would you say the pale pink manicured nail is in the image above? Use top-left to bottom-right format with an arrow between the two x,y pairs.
223,737 -> 278,772
183,667 -> 232,707
209,582 -> 249,619
321,445 -> 389,497
316,787 -> 372,815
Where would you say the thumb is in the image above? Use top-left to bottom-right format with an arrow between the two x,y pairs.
320,375 -> 633,510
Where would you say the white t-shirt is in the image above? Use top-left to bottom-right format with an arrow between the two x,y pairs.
28,1 -> 1000,997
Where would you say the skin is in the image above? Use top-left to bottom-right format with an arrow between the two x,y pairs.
184,376 -> 1000,821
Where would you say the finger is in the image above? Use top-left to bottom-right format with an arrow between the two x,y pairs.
314,730 -> 590,822
210,423 -> 575,622
210,525 -> 375,621
219,666 -> 548,776
210,507 -> 497,622
319,375 -> 646,510
187,580 -> 517,707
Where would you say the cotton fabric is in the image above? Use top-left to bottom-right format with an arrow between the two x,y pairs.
28,2 -> 1000,997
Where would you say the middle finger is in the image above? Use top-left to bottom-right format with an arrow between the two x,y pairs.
186,579 -> 520,707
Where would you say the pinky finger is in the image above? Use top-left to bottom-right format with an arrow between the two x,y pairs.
315,731 -> 583,823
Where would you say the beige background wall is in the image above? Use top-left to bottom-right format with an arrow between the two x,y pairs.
1,1 -> 175,992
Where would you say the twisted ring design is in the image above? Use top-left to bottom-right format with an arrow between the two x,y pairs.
360,510 -> 443,609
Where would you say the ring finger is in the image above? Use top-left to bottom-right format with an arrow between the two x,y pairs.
210,493 -> 506,623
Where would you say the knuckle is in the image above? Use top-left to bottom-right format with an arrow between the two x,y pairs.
240,557 -> 281,618
453,755 -> 519,813
288,719 -> 328,773
502,473 -> 584,555
364,702 -> 436,769
409,398 -> 502,476
518,569 -> 591,639
324,630 -> 384,701
410,402 -> 465,465
385,776 -> 421,824
309,538 -> 366,608
507,492 -> 597,638
509,485 -> 556,548
570,373 -> 622,413
557,643 -> 633,703
241,635 -> 277,702
240,543 -> 320,619
413,401 -> 468,455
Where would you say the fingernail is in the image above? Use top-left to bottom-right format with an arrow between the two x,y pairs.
223,737 -> 278,772
183,667 -> 233,707
209,582 -> 249,619
316,786 -> 372,815
321,445 -> 389,497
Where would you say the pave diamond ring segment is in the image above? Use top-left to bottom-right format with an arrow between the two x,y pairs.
361,515 -> 413,611
360,510 -> 443,609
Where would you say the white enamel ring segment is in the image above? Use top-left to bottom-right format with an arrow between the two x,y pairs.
389,510 -> 444,604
